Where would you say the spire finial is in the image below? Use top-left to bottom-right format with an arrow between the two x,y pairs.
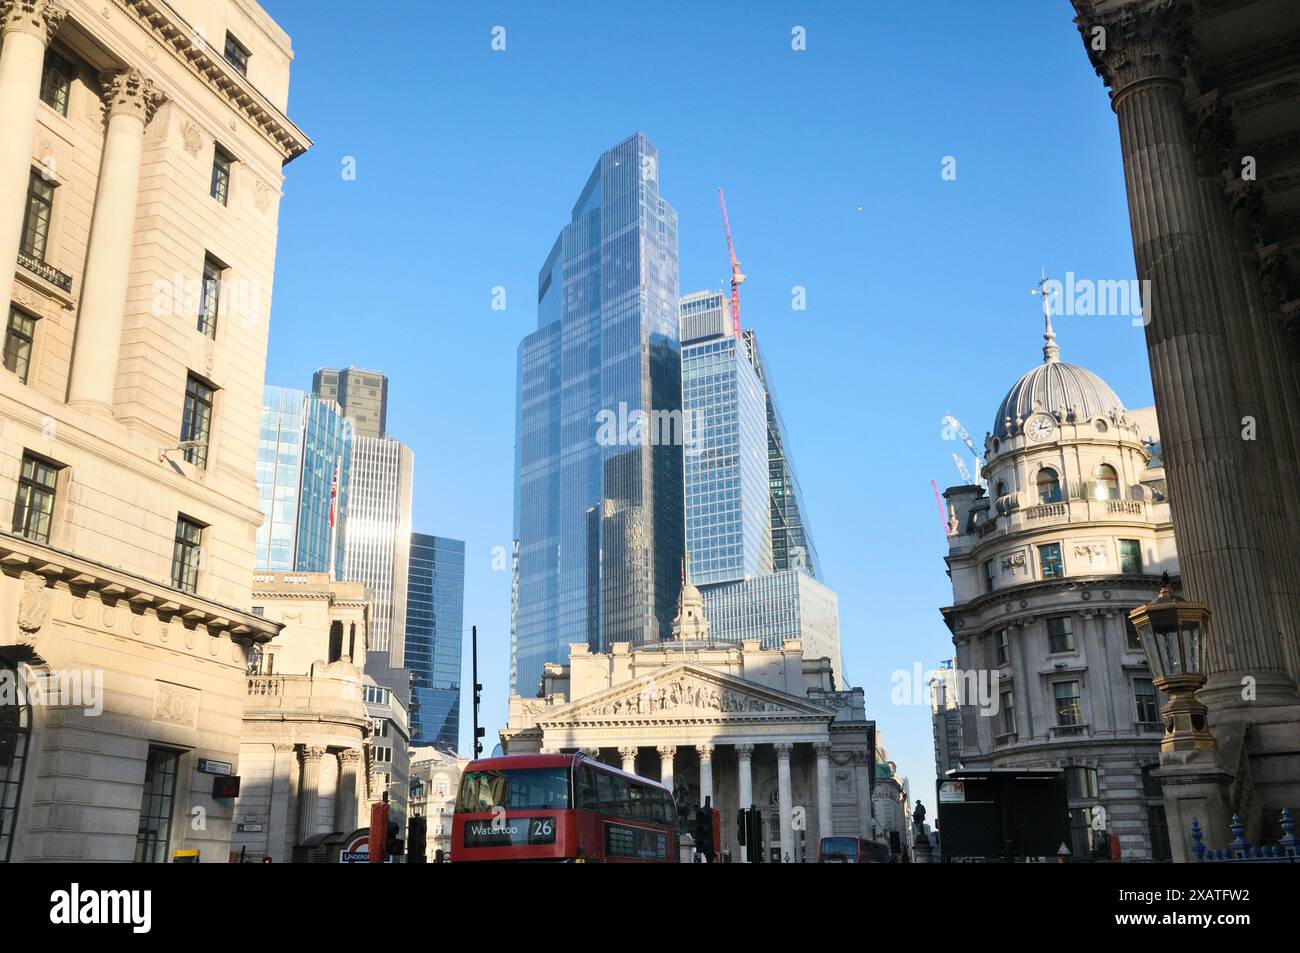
1031,266 -> 1061,363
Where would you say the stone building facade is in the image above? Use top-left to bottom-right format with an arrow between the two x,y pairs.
232,573 -> 370,864
407,745 -> 466,860
941,314 -> 1178,860
502,582 -> 875,862
0,0 -> 307,862
1067,0 -> 1300,838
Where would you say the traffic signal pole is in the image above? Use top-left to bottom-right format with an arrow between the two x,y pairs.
471,625 -> 484,759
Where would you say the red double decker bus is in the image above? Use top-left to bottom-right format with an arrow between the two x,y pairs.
451,753 -> 677,863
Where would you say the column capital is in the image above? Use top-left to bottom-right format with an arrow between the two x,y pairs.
578,746 -> 600,759
696,743 -> 715,762
1075,0 -> 1190,103
813,742 -> 833,756
1189,94 -> 1235,178
773,742 -> 794,758
1,0 -> 66,43
99,68 -> 166,125
338,747 -> 362,765
301,745 -> 326,763
617,745 -> 639,760
656,744 -> 677,759
272,742 -> 296,754
734,743 -> 755,758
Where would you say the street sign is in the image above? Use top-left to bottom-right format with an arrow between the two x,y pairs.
340,833 -> 370,863
939,780 -> 965,803
197,759 -> 233,775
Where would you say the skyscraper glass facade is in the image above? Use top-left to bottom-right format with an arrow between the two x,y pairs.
405,534 -> 465,751
255,385 -> 351,578
681,301 -> 772,585
512,132 -> 683,696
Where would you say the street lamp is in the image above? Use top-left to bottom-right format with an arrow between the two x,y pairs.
1129,572 -> 1214,752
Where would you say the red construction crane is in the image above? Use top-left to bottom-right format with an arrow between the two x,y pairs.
717,187 -> 745,339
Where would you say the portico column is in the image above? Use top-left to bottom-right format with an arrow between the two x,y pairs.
618,745 -> 638,776
1076,0 -> 1297,713
298,745 -> 325,840
814,742 -> 833,840
336,748 -> 361,832
657,745 -> 676,792
266,742 -> 295,862
774,742 -> 794,863
735,743 -> 754,862
697,744 -> 714,806
0,0 -> 65,316
67,68 -> 165,414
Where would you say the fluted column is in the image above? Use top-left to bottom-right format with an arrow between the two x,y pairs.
298,745 -> 325,840
814,742 -> 833,840
336,748 -> 361,832
775,742 -> 793,862
657,744 -> 675,793
266,742 -> 295,862
67,68 -> 165,414
697,744 -> 714,806
618,745 -> 638,776
0,0 -> 65,316
735,743 -> 754,862
1076,1 -> 1297,713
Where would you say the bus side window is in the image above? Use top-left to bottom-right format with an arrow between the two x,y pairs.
612,775 -> 631,819
658,791 -> 673,825
577,765 -> 599,810
595,770 -> 614,814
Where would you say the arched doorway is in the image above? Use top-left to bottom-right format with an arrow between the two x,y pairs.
0,661 -> 32,863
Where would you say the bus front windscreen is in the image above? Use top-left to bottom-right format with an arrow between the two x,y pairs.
820,837 -> 860,862
456,768 -> 571,813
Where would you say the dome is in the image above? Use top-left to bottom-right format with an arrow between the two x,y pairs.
993,359 -> 1126,439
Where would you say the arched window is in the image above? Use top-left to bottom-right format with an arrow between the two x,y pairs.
1094,464 -> 1120,500
995,481 -> 1008,499
1,661 -> 32,863
1036,468 -> 1062,504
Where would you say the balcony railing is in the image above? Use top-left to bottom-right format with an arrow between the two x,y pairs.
1136,720 -> 1163,734
1052,723 -> 1089,738
17,251 -> 72,292
993,732 -> 1018,747
248,675 -> 285,697
1106,500 -> 1144,515
1026,502 -> 1068,520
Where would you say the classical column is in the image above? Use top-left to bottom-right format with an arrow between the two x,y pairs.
735,744 -> 754,862
697,744 -> 714,806
66,69 -> 165,414
298,745 -> 325,840
336,748 -> 361,832
0,1 -> 65,316
1076,1 -> 1297,713
265,742 -> 295,862
618,746 -> 638,776
774,742 -> 794,863
657,745 -> 676,793
814,742 -> 833,840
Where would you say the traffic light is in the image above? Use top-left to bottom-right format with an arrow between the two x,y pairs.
736,808 -> 748,846
694,807 -> 715,862
408,815 -> 427,864
748,806 -> 765,863
387,820 -> 402,859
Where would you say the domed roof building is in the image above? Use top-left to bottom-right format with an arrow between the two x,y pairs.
938,286 -> 1180,861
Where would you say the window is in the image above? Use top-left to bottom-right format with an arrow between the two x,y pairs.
1094,464 -> 1120,500
1065,766 -> 1099,800
224,32 -> 249,76
1036,468 -> 1062,504
1054,680 -> 1083,726
1119,539 -> 1142,575
4,307 -> 36,384
13,453 -> 59,544
983,558 -> 996,593
20,171 -> 54,261
0,660 -> 32,863
995,480 -> 1007,498
171,516 -> 204,593
373,746 -> 392,764
1125,616 -> 1142,652
1038,542 -> 1064,579
1000,689 -> 1015,735
210,147 -> 232,205
996,628 -> 1009,665
1047,615 -> 1074,653
328,621 -> 343,662
181,374 -> 214,468
1134,677 -> 1159,724
134,747 -> 181,863
198,256 -> 221,338
39,48 -> 74,116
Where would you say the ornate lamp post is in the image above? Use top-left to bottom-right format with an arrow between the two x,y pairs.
1129,573 -> 1233,862
1129,574 -> 1214,752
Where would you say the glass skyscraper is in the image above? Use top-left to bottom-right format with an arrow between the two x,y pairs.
405,534 -> 465,751
312,366 -> 389,439
681,292 -> 773,585
512,132 -> 683,696
255,385 -> 351,578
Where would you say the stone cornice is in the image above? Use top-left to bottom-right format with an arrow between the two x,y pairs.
0,530 -> 280,642
941,572 -> 1176,633
113,0 -> 310,163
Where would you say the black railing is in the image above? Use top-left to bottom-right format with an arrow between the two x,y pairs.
17,251 -> 72,292
1192,809 -> 1300,862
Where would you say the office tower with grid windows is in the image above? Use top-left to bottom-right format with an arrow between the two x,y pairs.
405,534 -> 465,751
313,366 -> 389,439
254,385 -> 351,578
511,132 -> 682,696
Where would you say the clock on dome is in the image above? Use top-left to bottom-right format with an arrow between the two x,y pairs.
1026,413 -> 1057,442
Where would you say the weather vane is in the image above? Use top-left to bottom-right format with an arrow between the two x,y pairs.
1030,266 -> 1061,363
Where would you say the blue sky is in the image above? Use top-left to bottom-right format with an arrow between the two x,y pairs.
259,0 -> 1152,808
